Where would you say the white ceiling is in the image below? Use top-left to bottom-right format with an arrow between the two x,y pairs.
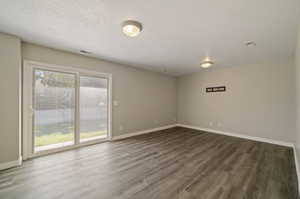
0,0 -> 299,76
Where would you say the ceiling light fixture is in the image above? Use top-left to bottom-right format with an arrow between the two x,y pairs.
122,20 -> 143,37
200,58 -> 214,68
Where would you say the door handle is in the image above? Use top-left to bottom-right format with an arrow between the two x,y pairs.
29,106 -> 34,117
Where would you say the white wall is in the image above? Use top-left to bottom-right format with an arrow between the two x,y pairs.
22,43 -> 177,137
177,59 -> 295,143
0,33 -> 21,164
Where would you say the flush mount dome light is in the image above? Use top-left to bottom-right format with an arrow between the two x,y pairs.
122,20 -> 143,37
200,59 -> 214,68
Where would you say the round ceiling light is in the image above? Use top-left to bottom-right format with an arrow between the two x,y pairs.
122,20 -> 143,37
200,58 -> 214,68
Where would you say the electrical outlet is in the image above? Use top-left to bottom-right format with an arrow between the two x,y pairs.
119,125 -> 123,131
217,122 -> 222,127
209,122 -> 213,127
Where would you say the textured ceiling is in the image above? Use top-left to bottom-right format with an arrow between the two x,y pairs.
0,0 -> 299,76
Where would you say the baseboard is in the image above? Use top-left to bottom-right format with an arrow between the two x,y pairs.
112,124 -> 177,141
176,124 -> 294,147
0,156 -> 22,171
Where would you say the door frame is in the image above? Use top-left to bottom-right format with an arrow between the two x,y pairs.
22,60 -> 113,160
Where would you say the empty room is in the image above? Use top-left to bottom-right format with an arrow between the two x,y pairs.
0,0 -> 300,198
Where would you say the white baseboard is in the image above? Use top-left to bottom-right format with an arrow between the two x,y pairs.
176,124 -> 294,147
0,156 -> 22,171
112,124 -> 177,141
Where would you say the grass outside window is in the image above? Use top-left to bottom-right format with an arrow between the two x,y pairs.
35,131 -> 106,147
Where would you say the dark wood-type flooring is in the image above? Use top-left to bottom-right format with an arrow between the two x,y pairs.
0,127 -> 298,199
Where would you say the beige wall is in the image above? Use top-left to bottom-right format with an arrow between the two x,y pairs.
177,60 -> 295,143
0,33 -> 21,164
22,43 -> 177,137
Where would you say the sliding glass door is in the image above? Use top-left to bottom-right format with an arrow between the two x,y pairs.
33,69 -> 76,152
79,76 -> 108,142
23,61 -> 111,158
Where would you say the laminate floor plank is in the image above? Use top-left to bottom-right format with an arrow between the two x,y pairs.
0,127 -> 298,199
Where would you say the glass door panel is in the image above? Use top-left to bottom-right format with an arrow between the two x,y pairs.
33,69 -> 76,152
79,76 -> 108,142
